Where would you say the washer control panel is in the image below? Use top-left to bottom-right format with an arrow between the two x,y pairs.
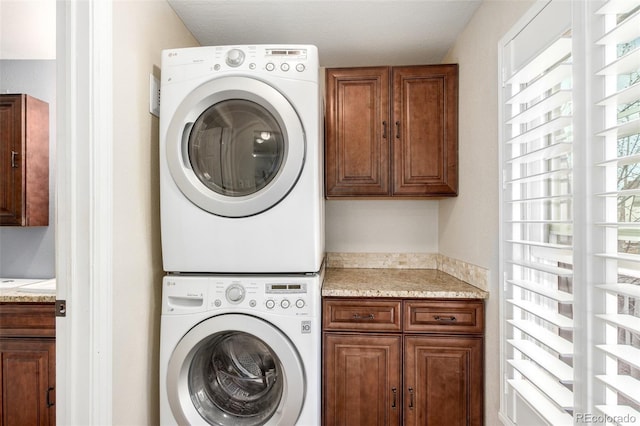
162,274 -> 320,317
212,279 -> 314,316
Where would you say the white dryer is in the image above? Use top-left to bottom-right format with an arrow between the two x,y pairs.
159,273 -> 322,425
159,45 -> 324,274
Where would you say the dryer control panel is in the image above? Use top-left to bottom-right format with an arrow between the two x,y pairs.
161,44 -> 319,84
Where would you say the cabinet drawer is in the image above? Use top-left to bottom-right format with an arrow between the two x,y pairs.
323,299 -> 402,332
404,300 -> 484,334
0,303 -> 56,338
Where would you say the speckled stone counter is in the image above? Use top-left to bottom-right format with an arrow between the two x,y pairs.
0,289 -> 56,303
322,268 -> 488,299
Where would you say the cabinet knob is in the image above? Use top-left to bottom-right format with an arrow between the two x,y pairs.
382,121 -> 387,139
11,151 -> 18,168
391,387 -> 397,408
395,121 -> 400,139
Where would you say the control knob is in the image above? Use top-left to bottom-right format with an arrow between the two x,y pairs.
225,284 -> 245,303
226,49 -> 245,67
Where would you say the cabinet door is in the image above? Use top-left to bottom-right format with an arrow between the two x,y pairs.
323,333 -> 401,426
0,94 -> 49,226
0,339 -> 55,426
325,68 -> 390,197
0,96 -> 23,225
403,335 -> 482,426
392,65 -> 458,196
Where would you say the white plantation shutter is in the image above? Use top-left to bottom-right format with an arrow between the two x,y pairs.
500,1 -> 574,424
500,1 -> 640,424
592,0 -> 640,421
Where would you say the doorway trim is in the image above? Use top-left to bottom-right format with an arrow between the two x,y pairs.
56,1 -> 113,424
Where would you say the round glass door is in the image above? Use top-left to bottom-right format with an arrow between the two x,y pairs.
189,100 -> 285,198
165,76 -> 306,218
166,314 -> 305,425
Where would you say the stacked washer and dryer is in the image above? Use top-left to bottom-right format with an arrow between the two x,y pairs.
158,45 -> 324,426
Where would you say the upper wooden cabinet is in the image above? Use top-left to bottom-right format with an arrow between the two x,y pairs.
0,94 -> 50,226
325,65 -> 458,198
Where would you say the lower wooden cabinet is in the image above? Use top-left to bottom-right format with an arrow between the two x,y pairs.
324,334 -> 402,425
0,303 -> 56,426
323,298 -> 484,426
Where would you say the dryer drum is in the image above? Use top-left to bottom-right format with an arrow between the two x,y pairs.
189,331 -> 283,423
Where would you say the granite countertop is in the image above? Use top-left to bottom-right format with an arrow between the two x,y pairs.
0,279 -> 56,303
322,268 -> 488,299
0,289 -> 56,303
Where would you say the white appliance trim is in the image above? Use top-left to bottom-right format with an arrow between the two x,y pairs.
56,1 -> 113,424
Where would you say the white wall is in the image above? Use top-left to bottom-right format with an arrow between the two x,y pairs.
111,2 -> 197,424
439,1 -> 534,424
326,200 -> 439,253
0,60 -> 56,278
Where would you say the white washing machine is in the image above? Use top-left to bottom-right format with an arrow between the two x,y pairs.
159,272 -> 322,426
159,45 -> 324,274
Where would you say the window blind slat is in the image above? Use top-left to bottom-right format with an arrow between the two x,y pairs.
508,360 -> 574,408
507,142 -> 571,165
506,63 -> 571,106
509,339 -> 574,382
508,299 -> 574,329
596,82 -> 640,107
596,283 -> 640,299
506,37 -> 571,86
597,314 -> 640,335
507,90 -> 572,125
506,116 -> 572,145
596,117 -> 640,139
505,168 -> 572,185
508,320 -> 574,356
509,279 -> 574,303
596,375 -> 640,406
595,405 -> 640,425
508,380 -> 574,426
508,260 -> 573,277
595,0 -> 640,15
596,344 -> 640,371
595,8 -> 640,46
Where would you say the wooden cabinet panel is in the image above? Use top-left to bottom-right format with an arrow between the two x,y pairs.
323,333 -> 401,426
404,300 -> 484,334
403,335 -> 483,426
392,66 -> 458,196
0,303 -> 55,425
323,299 -> 402,332
323,298 -> 483,425
0,339 -> 55,426
0,94 -> 49,226
325,67 -> 390,196
325,65 -> 457,198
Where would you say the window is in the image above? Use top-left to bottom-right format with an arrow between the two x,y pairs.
500,1 -> 640,424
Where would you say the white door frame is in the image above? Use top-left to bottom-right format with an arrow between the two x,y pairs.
56,1 -> 113,424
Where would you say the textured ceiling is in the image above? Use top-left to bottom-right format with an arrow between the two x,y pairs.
167,0 -> 482,67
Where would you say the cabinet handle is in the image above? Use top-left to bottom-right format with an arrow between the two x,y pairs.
434,315 -> 457,322
11,151 -> 18,168
47,387 -> 55,407
391,387 -> 397,408
395,121 -> 400,139
408,387 -> 414,409
382,121 -> 387,139
352,313 -> 375,320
